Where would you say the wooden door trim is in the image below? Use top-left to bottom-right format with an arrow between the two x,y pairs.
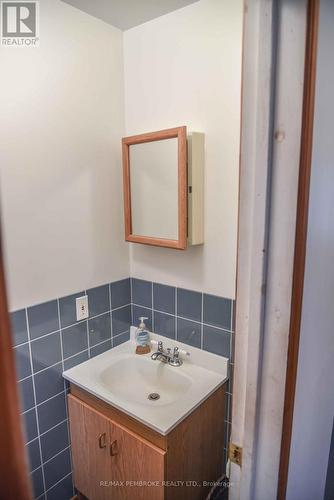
0,230 -> 31,498
122,126 -> 187,250
277,1 -> 320,498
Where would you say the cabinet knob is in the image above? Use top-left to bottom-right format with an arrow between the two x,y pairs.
110,439 -> 118,456
98,433 -> 107,449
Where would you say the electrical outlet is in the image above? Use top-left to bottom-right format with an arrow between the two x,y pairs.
76,295 -> 89,321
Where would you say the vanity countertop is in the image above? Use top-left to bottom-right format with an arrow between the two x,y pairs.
63,327 -> 228,435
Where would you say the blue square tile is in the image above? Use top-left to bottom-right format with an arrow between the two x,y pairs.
225,392 -> 232,422
224,419 -> 231,444
177,288 -> 202,322
231,300 -> 236,332
26,438 -> 41,472
153,311 -> 175,340
62,321 -> 88,359
47,474 -> 73,500
90,339 -> 111,358
22,408 -> 38,443
132,305 -> 152,331
227,373 -> 233,396
31,332 -> 62,373
113,330 -> 130,347
40,421 -> 69,462
63,350 -> 88,370
44,448 -> 71,490
88,313 -> 111,347
132,278 -> 152,307
19,376 -> 35,412
14,343 -> 32,380
28,300 -> 59,340
34,363 -> 63,404
177,318 -> 201,348
110,278 -> 131,309
203,294 -> 232,330
10,309 -> 28,346
153,283 -> 175,314
59,291 -> 84,328
37,392 -> 67,434
203,326 -> 231,358
112,305 -> 131,336
87,284 -> 110,317
30,467 -> 44,499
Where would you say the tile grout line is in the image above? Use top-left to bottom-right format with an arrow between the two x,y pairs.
21,389 -> 67,416
25,418 -> 68,445
109,283 -> 113,348
19,359 -> 63,381
24,308 -> 47,497
175,288 -> 178,341
130,277 -> 133,325
30,445 -> 71,476
57,297 -> 73,499
151,281 -> 154,331
201,293 -> 204,349
63,348 -> 89,366
132,302 -> 233,333
44,471 -> 72,497
35,389 -> 66,410
84,289 -> 91,358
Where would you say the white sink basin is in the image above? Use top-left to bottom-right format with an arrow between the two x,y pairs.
63,327 -> 228,435
100,356 -> 192,406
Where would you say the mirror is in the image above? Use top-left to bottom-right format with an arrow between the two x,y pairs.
122,126 -> 187,249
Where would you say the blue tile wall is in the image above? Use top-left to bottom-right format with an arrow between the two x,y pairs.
11,278 -> 131,500
11,276 -> 234,498
131,278 -> 235,468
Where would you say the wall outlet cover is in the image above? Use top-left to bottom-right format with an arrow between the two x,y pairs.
76,295 -> 89,321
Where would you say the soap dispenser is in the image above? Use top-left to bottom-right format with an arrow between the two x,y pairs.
135,317 -> 151,355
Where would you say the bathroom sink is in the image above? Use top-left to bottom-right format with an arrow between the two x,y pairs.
99,356 -> 192,406
63,327 -> 228,435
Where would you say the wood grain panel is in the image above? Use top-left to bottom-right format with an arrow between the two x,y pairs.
108,419 -> 166,500
166,385 -> 225,500
68,395 -> 112,500
69,383 -> 226,500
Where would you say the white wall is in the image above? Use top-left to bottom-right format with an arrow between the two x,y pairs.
0,0 -> 129,311
124,0 -> 243,298
287,0 -> 334,498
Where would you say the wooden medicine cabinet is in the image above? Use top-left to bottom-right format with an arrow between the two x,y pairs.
122,126 -> 204,250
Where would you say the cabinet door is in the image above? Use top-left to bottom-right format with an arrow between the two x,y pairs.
68,395 -> 111,500
108,420 -> 166,500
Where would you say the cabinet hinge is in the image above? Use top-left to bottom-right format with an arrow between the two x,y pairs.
229,442 -> 242,466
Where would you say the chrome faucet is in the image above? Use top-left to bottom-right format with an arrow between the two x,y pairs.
151,341 -> 183,367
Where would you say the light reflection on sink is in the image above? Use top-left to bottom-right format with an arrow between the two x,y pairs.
99,356 -> 192,406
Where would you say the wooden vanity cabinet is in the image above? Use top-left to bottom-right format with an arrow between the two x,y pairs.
68,383 -> 225,500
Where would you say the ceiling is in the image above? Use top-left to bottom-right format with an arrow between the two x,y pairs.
61,0 -> 200,30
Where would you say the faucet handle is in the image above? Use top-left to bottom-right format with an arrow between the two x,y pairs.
173,346 -> 179,358
158,341 -> 163,352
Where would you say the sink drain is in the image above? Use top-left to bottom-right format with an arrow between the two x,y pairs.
148,392 -> 160,401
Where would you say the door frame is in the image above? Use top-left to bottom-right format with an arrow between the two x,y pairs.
277,0 -> 319,497
230,0 -> 316,498
0,228 -> 32,499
